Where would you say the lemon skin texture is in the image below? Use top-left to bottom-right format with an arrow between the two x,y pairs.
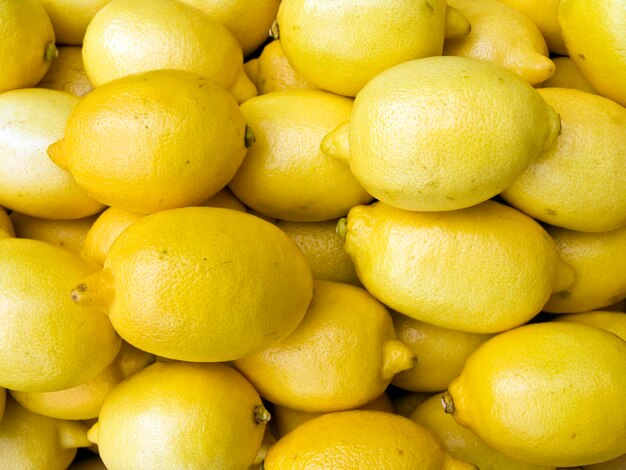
255,40 -> 319,94
38,46 -> 94,97
554,310 -> 626,340
39,0 -> 111,45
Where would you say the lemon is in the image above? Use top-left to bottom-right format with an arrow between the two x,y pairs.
39,0 -> 111,45
255,40 -> 319,94
200,187 -> 247,212
0,0 -> 57,93
0,238 -> 120,392
542,57 -> 597,93
411,394 -> 555,470
0,88 -> 104,219
11,342 -> 153,420
88,361 -> 270,470
276,219 -> 360,285
444,0 -> 554,85
543,225 -> 626,313
276,0 -> 449,97
229,90 -> 372,221
0,396 -> 91,469
0,207 -> 14,238
264,410 -> 475,469
322,56 -> 560,211
38,46 -> 94,97
234,280 -> 415,412
557,0 -> 626,106
342,201 -> 574,333
391,312 -> 494,393
444,322 -> 626,467
82,0 -> 255,103
48,69 -> 249,214
72,207 -> 313,362
178,0 -> 279,56
554,310 -> 626,341
502,88 -> 626,232
244,58 -> 259,84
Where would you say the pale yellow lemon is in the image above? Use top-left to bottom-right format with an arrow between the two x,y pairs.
0,207 -> 14,238
542,57 -> 597,93
255,40 -> 319,94
342,201 -> 573,333
0,88 -> 104,219
229,89 -> 372,221
322,56 -> 560,211
445,322 -> 626,467
89,361 -> 269,470
39,0 -> 111,45
38,46 -> 94,97
234,280 -> 415,412
48,69 -> 249,214
0,238 -> 120,392
71,207 -> 313,362
554,310 -> 626,341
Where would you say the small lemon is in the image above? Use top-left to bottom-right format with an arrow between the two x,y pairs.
322,56 -> 560,211
264,410 -> 475,469
542,57 -> 597,93
0,88 -> 104,219
544,224 -> 626,313
554,310 -> 626,340
39,0 -> 111,45
88,361 -> 270,470
234,280 -> 416,413
0,388 -> 4,420
255,40 -> 319,94
444,322 -> 626,467
200,187 -> 247,212
502,87 -> 626,232
48,69 -> 249,214
0,0 -> 57,93
342,201 -> 574,333
38,46 -> 94,97
72,207 -> 313,362
0,238 -> 120,392
229,89 -> 372,221
0,207 -> 14,238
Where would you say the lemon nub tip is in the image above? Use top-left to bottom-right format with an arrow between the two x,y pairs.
44,41 -> 58,63
269,19 -> 279,39
254,405 -> 271,424
441,391 -> 455,415
245,125 -> 256,148
336,217 -> 348,240
70,283 -> 88,304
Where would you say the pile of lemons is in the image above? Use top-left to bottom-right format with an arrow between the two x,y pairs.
0,0 -> 625,468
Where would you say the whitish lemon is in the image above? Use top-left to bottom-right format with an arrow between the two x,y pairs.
542,57 -> 597,93
0,207 -> 14,238
255,40 -> 319,94
444,322 -> 626,467
502,88 -> 626,232
39,0 -> 111,45
88,361 -> 270,470
276,0 -> 449,96
0,88 -> 104,219
558,0 -> 626,106
264,410 -> 475,469
229,90 -> 372,221
71,207 -> 313,362
235,280 -> 415,413
342,201 -> 573,333
322,56 -> 560,211
554,310 -> 626,340
82,0 -> 255,102
0,238 -> 120,392
38,46 -> 94,96
411,394 -> 555,470
0,0 -> 56,93
391,312 -> 493,392
544,225 -> 626,313
445,0 -> 554,85
48,69 -> 249,214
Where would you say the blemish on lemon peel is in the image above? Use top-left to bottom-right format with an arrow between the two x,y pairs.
44,42 -> 58,62
269,20 -> 279,39
336,217 -> 348,239
245,125 -> 256,148
441,391 -> 455,414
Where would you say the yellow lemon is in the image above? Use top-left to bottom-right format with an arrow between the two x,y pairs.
38,46 -> 94,97
244,57 -> 259,84
541,57 -> 597,93
276,0 -> 449,97
276,219 -> 360,286
72,207 -> 313,362
411,394 -> 555,470
0,397 -> 90,469
444,0 -> 554,85
48,69 -> 249,214
585,454 -> 626,470
255,40 -> 319,94
264,410 -> 475,469
444,322 -> 626,467
543,225 -> 626,313
342,201 -> 573,333
0,0 -> 56,93
322,56 -> 560,211
0,207 -> 14,238
554,310 -> 626,341
178,0 -> 279,56
234,280 -> 416,413
0,238 -> 120,392
557,0 -> 626,106
229,90 -> 372,221
39,0 -> 111,45
502,88 -> 626,232
0,88 -> 104,219
10,212 -> 99,254
88,361 -> 270,470
10,342 -> 154,420
200,187 -> 247,212
82,0 -> 255,102
391,312 -> 494,393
